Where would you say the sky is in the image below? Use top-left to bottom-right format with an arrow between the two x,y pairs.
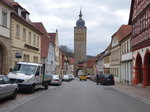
15,0 -> 131,56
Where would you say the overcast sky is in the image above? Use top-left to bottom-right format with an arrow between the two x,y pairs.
15,0 -> 131,56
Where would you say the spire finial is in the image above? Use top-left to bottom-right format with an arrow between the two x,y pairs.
79,9 -> 82,18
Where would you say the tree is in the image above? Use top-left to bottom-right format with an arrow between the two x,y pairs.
60,45 -> 74,57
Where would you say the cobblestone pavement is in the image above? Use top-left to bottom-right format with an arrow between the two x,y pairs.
113,83 -> 150,104
0,86 -> 56,112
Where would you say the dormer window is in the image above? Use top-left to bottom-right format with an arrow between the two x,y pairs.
112,37 -> 118,47
26,14 -> 29,21
21,9 -> 30,21
18,8 -> 21,16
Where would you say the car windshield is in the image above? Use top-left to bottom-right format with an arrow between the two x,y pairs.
12,64 -> 37,75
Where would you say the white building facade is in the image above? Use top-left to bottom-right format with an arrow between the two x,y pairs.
96,52 -> 105,75
45,42 -> 56,74
120,34 -> 132,85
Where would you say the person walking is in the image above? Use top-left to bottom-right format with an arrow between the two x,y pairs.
96,74 -> 99,85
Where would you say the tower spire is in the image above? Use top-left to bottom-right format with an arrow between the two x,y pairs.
79,9 -> 82,18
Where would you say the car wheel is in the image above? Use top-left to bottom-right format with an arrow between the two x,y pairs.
45,83 -> 49,90
11,89 -> 18,99
30,84 -> 35,94
112,82 -> 115,85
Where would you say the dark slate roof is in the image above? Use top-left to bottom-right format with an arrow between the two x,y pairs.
76,10 -> 85,27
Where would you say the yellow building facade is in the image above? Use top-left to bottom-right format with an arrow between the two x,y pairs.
10,3 -> 42,68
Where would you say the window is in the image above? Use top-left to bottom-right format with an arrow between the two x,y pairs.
18,8 -> 21,16
37,36 -> 39,47
34,56 -> 38,63
27,55 -> 30,62
23,28 -> 26,41
28,32 -> 31,44
33,34 -> 36,45
24,54 -> 26,62
3,76 -> 10,84
24,54 -> 30,62
2,10 -> 7,27
36,67 -> 40,76
16,24 -> 20,38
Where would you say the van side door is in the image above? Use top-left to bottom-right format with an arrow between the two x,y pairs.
35,66 -> 42,88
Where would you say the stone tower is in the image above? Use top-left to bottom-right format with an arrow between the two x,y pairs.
74,10 -> 87,77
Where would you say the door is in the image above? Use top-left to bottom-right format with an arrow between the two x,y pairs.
0,76 -> 10,99
35,66 -> 43,88
3,76 -> 13,95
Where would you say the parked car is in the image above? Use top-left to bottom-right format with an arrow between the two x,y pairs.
99,74 -> 115,85
79,75 -> 87,81
8,62 -> 51,93
62,75 -> 70,81
68,74 -> 74,80
0,75 -> 18,100
50,75 -> 62,86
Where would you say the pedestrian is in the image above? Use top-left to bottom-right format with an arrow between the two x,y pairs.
96,74 -> 99,85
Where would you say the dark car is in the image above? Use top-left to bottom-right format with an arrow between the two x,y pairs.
99,74 -> 115,85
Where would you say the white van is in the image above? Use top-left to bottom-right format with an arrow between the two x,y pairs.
8,62 -> 51,93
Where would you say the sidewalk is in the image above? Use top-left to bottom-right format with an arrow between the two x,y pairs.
113,82 -> 150,104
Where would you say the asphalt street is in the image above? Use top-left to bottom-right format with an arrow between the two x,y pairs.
6,79 -> 150,112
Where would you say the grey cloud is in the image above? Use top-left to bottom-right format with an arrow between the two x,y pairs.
15,0 -> 131,56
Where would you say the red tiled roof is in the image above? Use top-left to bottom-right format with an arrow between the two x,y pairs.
115,25 -> 132,42
32,22 -> 50,58
11,1 -> 24,9
48,33 -> 56,44
1,0 -> 13,8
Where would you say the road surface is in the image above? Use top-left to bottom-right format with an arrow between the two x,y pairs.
1,79 -> 150,112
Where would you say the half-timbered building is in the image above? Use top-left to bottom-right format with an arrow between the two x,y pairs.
129,0 -> 150,86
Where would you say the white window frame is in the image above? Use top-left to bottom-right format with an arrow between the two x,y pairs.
23,28 -> 26,41
16,24 -> 20,38
1,9 -> 7,27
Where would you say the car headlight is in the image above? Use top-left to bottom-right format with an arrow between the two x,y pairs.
23,79 -> 32,84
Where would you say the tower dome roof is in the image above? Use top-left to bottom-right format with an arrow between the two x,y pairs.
76,10 -> 85,27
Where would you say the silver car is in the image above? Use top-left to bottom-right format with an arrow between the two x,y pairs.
50,75 -> 62,86
0,75 -> 18,100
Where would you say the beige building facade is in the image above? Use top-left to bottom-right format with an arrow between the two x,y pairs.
103,46 -> 111,74
0,1 -> 12,74
10,2 -> 42,68
110,33 -> 121,82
